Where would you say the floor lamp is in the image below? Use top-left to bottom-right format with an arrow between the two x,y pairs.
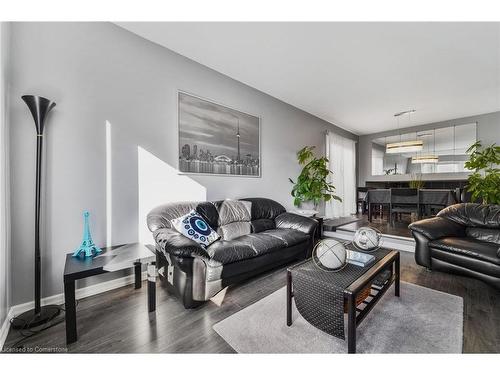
11,95 -> 61,329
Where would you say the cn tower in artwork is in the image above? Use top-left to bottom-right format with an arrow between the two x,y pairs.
236,119 -> 241,162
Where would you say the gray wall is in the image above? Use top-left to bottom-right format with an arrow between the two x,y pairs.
1,22 -> 11,330
8,22 -> 356,305
358,111 -> 500,185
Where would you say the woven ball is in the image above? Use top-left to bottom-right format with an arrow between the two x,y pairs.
313,239 -> 347,271
352,226 -> 382,251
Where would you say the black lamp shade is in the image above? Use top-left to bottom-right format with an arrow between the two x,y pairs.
21,95 -> 56,135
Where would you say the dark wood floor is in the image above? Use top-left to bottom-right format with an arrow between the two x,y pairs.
3,251 -> 500,353
337,214 -> 413,238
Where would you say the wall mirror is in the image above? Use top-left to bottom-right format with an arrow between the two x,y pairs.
371,123 -> 477,176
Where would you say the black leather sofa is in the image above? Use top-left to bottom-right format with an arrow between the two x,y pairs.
147,198 -> 317,308
409,203 -> 500,289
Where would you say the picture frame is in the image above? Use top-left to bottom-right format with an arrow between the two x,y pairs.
178,91 -> 261,177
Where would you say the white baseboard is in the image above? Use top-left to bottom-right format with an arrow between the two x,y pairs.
0,271 -> 147,351
0,310 -> 13,351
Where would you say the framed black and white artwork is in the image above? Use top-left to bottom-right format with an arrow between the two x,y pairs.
178,91 -> 261,177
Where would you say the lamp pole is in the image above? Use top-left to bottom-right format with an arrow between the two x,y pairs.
11,95 -> 61,329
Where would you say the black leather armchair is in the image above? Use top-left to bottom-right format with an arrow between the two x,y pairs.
148,198 -> 317,308
409,203 -> 500,289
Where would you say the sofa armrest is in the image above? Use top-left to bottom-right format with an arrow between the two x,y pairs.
408,217 -> 466,241
275,212 -> 318,236
153,228 -> 210,259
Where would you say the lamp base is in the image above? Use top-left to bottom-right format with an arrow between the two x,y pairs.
10,305 -> 61,330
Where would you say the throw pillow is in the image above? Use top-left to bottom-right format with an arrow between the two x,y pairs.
217,199 -> 251,226
171,209 -> 220,247
251,218 -> 276,233
218,222 -> 252,241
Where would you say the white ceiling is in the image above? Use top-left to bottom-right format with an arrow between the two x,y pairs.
116,22 -> 500,135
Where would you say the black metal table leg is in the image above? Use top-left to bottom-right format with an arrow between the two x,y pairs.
134,261 -> 142,289
147,262 -> 156,312
286,270 -> 292,326
64,279 -> 77,344
347,293 -> 356,354
395,253 -> 400,297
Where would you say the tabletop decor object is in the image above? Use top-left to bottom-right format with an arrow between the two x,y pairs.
346,250 -> 376,267
352,226 -> 383,252
11,95 -> 60,330
312,238 -> 347,272
73,211 -> 102,258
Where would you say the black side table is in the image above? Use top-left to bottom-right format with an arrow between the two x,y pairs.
63,243 -> 156,345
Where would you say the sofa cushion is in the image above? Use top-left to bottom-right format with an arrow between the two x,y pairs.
251,218 -> 276,233
213,199 -> 252,240
466,227 -> 500,245
259,228 -> 310,247
240,198 -> 286,220
429,237 -> 500,266
430,247 -> 500,278
194,201 -> 220,230
218,221 -> 252,241
215,199 -> 251,226
206,233 -> 285,265
206,239 -> 257,265
147,201 -> 199,231
242,233 -> 288,256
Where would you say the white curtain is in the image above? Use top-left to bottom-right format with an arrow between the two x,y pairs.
371,146 -> 384,175
325,131 -> 356,218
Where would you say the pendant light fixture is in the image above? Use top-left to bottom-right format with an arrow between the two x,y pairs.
386,109 -> 423,154
411,155 -> 439,164
412,128 -> 439,164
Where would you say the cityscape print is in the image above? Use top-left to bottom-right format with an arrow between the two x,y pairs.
178,92 -> 260,176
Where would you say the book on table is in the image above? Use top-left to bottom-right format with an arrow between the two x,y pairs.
347,250 -> 376,267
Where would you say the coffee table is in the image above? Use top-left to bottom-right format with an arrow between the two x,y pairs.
63,243 -> 157,344
286,247 -> 400,353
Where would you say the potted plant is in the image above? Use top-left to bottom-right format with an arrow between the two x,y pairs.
409,173 -> 425,189
289,146 -> 341,213
464,141 -> 500,204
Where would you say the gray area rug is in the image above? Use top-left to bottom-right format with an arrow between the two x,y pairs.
213,282 -> 463,353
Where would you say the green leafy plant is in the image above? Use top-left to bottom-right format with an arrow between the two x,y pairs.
289,146 -> 342,208
409,173 -> 425,189
464,141 -> 500,204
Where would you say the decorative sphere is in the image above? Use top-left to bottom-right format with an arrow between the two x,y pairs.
312,239 -> 347,271
352,227 -> 382,251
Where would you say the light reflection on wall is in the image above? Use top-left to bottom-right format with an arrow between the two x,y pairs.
137,146 -> 206,244
106,121 -> 112,248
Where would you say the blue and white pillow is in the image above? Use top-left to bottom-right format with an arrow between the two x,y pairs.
171,209 -> 220,247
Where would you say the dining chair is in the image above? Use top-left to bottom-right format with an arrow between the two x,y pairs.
390,188 -> 420,226
356,187 -> 372,214
367,189 -> 390,222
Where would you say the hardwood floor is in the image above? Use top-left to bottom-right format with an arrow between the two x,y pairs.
3,251 -> 500,353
